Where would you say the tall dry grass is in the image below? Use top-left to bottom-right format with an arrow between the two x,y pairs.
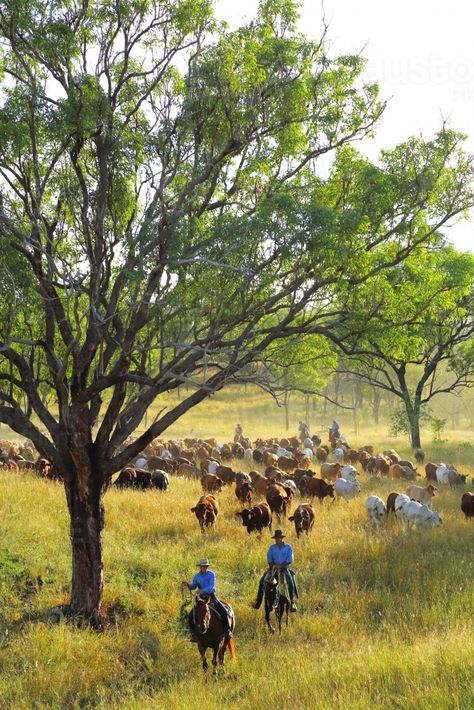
0,389 -> 473,708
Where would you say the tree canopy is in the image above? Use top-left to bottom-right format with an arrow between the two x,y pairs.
335,244 -> 474,447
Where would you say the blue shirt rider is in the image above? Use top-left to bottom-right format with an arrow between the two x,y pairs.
252,530 -> 298,611
185,558 -> 233,640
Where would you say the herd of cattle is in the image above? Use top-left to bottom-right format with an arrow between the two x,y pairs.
1,433 -> 473,533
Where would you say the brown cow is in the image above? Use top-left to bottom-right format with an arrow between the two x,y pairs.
115,467 -> 137,488
263,451 -> 279,467
300,476 -> 334,503
386,491 -> 402,514
177,462 -> 201,478
315,446 -> 329,463
200,473 -> 224,493
235,502 -> 272,534
390,464 -> 416,481
250,472 -> 271,496
191,494 -> 219,532
425,462 -> 440,481
461,492 -> 474,519
288,504 -> 315,537
215,465 -> 236,484
266,483 -> 289,520
320,462 -> 341,480
235,480 -> 253,506
375,457 -> 391,477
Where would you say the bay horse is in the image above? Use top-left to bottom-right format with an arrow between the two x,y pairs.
193,594 -> 236,672
264,568 -> 290,634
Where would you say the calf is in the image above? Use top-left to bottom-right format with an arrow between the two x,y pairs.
365,495 -> 387,527
461,492 -> 474,520
288,504 -> 315,537
406,484 -> 437,509
191,494 -> 219,533
235,502 -> 272,534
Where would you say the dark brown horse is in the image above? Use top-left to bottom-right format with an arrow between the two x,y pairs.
264,568 -> 290,634
193,594 -> 236,672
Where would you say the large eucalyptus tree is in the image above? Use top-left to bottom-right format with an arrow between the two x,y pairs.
0,0 -> 472,623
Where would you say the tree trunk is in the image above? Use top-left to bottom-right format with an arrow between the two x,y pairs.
65,472 -> 105,628
372,388 -> 381,425
410,420 -> 421,450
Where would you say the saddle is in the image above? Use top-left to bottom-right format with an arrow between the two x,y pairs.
210,600 -> 235,631
264,568 -> 290,599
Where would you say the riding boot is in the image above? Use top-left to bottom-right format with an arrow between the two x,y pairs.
252,577 -> 265,609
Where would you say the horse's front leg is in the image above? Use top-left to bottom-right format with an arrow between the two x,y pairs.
265,607 -> 275,634
198,643 -> 208,672
212,645 -> 219,674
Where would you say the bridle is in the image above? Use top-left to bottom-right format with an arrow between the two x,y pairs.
194,594 -> 211,634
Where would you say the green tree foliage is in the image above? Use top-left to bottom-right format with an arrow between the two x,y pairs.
336,245 -> 474,448
0,0 -> 473,622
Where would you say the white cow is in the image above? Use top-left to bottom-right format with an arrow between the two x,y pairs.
334,477 -> 361,501
207,460 -> 219,475
397,499 -> 442,530
341,465 -> 357,481
283,479 -> 298,494
394,493 -> 411,520
436,464 -> 450,485
365,495 -> 387,527
134,457 -> 148,469
333,446 -> 346,462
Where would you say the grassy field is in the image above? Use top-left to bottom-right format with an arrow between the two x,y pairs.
0,390 -> 473,708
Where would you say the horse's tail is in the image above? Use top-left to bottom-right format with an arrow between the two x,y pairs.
227,636 -> 237,661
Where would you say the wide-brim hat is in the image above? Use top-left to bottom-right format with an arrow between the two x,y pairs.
271,530 -> 285,539
197,557 -> 210,566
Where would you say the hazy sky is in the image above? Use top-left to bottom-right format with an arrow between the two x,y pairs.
216,0 -> 474,252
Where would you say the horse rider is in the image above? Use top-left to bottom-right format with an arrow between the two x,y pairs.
184,558 -> 233,640
298,420 -> 310,442
251,530 -> 298,612
329,419 -> 340,440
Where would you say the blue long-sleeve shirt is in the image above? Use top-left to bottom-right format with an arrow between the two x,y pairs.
267,542 -> 294,566
189,569 -> 216,594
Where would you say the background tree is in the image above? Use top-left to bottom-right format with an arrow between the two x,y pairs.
0,0 -> 473,624
336,245 -> 474,448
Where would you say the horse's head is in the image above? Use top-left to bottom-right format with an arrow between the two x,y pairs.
194,594 -> 212,634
